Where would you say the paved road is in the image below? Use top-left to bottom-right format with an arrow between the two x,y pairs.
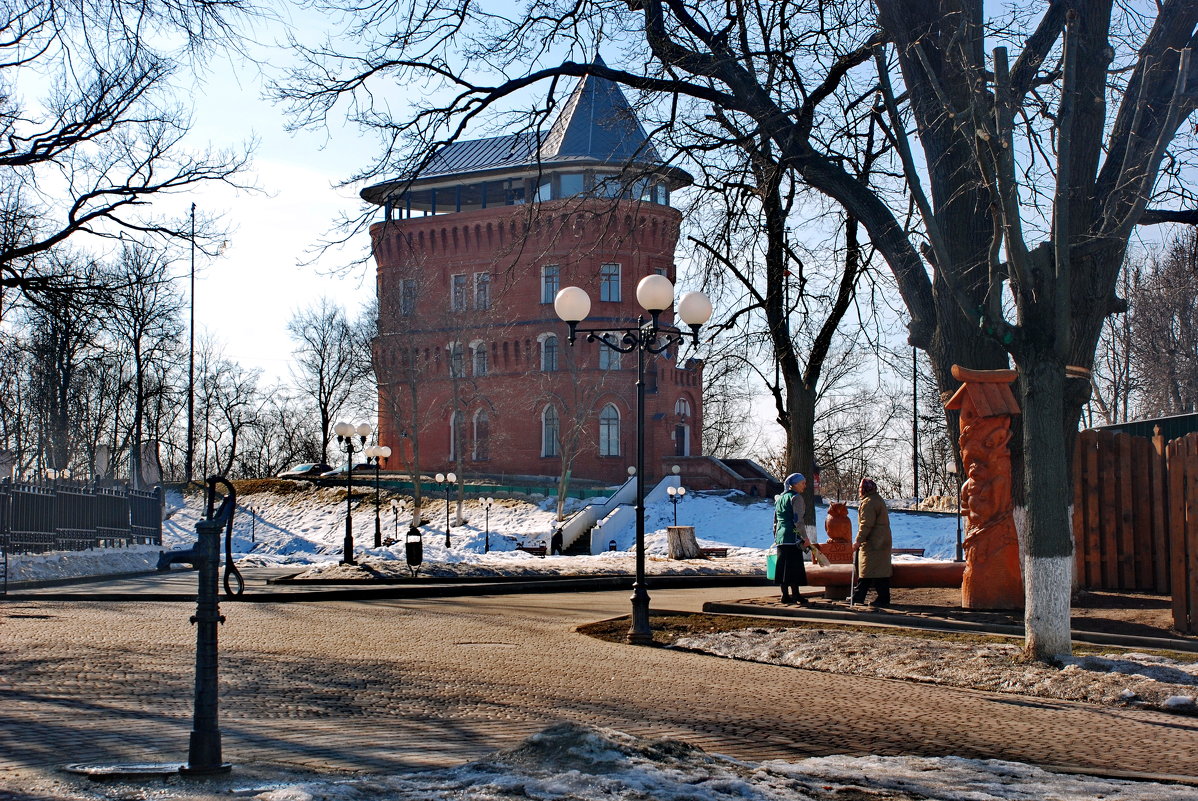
2,582 -> 1197,789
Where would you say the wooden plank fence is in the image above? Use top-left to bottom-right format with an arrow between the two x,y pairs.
1166,433 -> 1198,634
1074,428 -> 1198,633
1072,429 -> 1168,594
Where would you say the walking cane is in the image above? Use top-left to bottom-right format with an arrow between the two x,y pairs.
849,546 -> 859,608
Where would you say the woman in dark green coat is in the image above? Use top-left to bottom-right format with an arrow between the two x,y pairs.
852,477 -> 892,607
774,472 -> 810,606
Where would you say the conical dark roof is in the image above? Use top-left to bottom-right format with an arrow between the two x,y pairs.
537,56 -> 662,164
377,62 -> 677,187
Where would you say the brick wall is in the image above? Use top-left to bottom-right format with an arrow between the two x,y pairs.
371,199 -> 705,484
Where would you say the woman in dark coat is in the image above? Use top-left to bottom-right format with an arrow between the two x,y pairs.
773,472 -> 810,605
852,477 -> 893,607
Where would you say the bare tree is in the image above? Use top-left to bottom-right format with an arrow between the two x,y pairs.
0,0 -> 253,307
288,298 -> 373,461
278,0 -> 1198,659
103,243 -> 184,487
1129,231 -> 1198,417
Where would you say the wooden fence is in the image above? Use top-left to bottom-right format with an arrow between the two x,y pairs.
1073,428 -> 1198,633
1165,433 -> 1198,634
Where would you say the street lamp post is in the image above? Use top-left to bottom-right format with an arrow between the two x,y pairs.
435,471 -> 457,548
948,461 -> 964,561
334,421 -> 372,565
666,485 -> 686,525
554,274 -> 711,645
365,445 -> 392,548
390,499 -> 399,545
481,496 -> 494,553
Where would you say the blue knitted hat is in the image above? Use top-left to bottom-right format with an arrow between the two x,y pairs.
784,472 -> 805,488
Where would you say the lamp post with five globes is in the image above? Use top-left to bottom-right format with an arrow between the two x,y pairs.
334,421 -> 372,565
554,274 -> 711,644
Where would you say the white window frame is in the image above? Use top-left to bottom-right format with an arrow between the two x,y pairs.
400,279 -> 417,316
599,346 -> 621,371
474,272 -> 490,310
541,405 -> 560,457
599,263 -> 621,302
675,397 -> 691,418
470,340 -> 487,376
537,332 -> 558,372
448,342 -> 465,378
541,264 -> 560,304
472,408 -> 490,461
450,273 -> 468,311
598,404 -> 621,456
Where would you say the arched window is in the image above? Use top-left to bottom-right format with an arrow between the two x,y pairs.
473,409 -> 490,461
541,405 -> 560,457
599,404 -> 621,456
675,397 -> 692,418
449,410 -> 464,460
472,342 -> 487,376
448,343 -> 465,377
542,334 -> 558,372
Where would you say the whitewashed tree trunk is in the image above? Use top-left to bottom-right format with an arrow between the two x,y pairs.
667,526 -> 702,559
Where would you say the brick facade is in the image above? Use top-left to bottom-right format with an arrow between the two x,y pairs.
371,198 -> 704,484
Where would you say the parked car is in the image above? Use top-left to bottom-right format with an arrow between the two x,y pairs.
319,463 -> 380,478
277,462 -> 333,479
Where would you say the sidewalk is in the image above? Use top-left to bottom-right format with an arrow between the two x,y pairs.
3,578 -> 1197,791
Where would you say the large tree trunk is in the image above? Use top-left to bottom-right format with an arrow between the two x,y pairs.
1016,350 -> 1073,659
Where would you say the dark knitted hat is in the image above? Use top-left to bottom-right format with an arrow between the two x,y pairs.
859,478 -> 877,495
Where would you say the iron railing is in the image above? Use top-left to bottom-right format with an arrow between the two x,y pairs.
0,479 -> 163,557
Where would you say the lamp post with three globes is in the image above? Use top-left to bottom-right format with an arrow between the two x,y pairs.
554,274 -> 711,644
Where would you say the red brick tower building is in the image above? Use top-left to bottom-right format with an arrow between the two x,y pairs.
363,69 -> 703,484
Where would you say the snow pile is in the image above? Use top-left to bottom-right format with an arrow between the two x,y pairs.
41,723 -> 1195,801
6,484 -> 962,584
672,628 -> 1198,715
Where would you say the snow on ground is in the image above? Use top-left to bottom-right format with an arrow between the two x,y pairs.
5,483 -> 957,582
26,723 -> 1196,801
672,628 -> 1198,716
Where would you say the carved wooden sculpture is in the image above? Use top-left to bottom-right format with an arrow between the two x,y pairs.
945,366 -> 1024,609
821,502 -> 854,564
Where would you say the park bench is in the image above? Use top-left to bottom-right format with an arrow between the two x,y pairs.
517,545 -> 547,557
699,547 -> 729,558
893,548 -> 925,557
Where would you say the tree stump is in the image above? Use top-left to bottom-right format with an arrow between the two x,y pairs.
667,526 -> 702,559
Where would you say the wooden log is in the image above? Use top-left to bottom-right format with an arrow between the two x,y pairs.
1151,427 -> 1170,594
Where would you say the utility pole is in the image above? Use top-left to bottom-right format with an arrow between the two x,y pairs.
185,203 -> 196,487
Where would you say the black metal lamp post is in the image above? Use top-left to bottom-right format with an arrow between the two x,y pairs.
365,444 -> 392,548
481,496 -> 494,553
435,471 -> 457,548
390,499 -> 399,545
554,275 -> 711,645
948,460 -> 964,561
334,420 -> 372,565
666,484 -> 686,525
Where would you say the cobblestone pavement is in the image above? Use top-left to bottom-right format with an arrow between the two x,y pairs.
2,586 -> 1197,790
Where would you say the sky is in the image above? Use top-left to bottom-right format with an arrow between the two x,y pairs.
168,15 -> 380,384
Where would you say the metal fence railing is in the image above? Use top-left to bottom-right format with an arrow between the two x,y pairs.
0,479 -> 163,558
